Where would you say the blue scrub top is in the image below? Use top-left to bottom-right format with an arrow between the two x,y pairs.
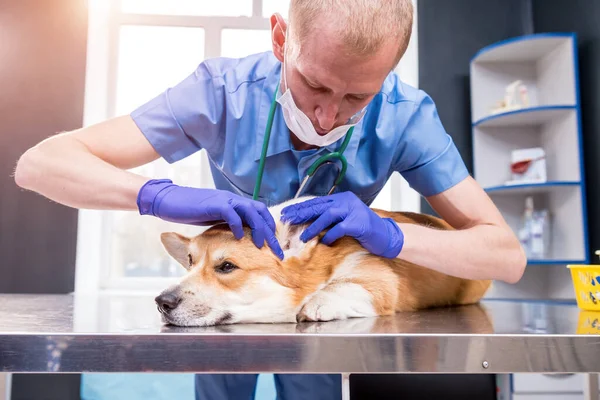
131,51 -> 469,207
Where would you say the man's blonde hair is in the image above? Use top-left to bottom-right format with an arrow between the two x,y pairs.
288,0 -> 414,68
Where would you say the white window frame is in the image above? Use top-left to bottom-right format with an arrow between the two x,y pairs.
74,0 -> 420,294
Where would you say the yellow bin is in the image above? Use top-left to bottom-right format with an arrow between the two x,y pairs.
568,251 -> 600,334
567,264 -> 600,311
575,311 -> 600,334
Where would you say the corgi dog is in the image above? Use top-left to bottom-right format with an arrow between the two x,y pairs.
155,197 -> 492,327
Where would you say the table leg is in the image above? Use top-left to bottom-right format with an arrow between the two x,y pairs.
342,373 -> 351,400
0,373 -> 10,400
584,373 -> 599,400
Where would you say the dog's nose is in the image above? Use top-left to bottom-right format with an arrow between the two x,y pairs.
155,292 -> 182,314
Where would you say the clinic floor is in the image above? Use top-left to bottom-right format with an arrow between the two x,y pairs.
81,373 -> 277,399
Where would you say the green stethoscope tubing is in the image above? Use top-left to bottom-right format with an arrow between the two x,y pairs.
253,82 -> 354,200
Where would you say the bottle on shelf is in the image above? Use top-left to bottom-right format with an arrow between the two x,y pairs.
518,197 -> 534,257
518,196 -> 551,260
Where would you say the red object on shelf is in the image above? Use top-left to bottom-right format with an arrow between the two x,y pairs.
511,156 -> 545,174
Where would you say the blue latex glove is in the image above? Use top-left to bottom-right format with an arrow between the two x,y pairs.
280,192 -> 404,258
137,179 -> 284,260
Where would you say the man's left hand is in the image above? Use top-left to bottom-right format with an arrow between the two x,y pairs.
280,192 -> 404,258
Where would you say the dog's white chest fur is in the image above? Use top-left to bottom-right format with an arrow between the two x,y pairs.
267,198 -> 379,323
270,196 -> 318,259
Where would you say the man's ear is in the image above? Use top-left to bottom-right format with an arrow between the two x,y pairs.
270,12 -> 287,62
160,232 -> 194,270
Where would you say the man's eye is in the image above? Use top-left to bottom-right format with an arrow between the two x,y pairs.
304,80 -> 325,92
215,261 -> 238,274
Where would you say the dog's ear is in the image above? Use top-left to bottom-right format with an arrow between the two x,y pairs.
160,232 -> 194,270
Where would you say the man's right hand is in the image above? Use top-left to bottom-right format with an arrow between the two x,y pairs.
137,179 -> 284,260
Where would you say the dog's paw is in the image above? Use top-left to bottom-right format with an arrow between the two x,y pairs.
296,300 -> 344,323
296,283 -> 379,323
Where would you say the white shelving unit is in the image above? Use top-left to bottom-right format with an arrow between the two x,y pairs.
470,33 -> 589,266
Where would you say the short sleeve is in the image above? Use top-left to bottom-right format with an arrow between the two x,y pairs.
393,90 -> 470,197
130,62 -> 224,164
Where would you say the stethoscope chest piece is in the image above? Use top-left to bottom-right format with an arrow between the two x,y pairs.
293,148 -> 350,199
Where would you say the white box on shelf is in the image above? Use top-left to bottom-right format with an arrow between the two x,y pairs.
506,147 -> 547,185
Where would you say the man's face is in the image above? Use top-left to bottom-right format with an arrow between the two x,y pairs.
281,20 -> 398,136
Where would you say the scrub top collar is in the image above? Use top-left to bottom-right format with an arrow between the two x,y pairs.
253,62 -> 362,167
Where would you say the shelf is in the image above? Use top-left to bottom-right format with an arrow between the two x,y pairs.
485,181 -> 581,195
470,33 -> 577,124
471,33 -> 589,271
473,106 -> 581,186
528,259 -> 588,266
485,182 -> 586,262
473,105 -> 576,128
471,33 -> 575,63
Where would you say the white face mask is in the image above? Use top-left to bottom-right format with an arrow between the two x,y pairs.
276,49 -> 366,147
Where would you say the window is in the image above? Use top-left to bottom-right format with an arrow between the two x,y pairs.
221,29 -> 272,58
77,0 -> 419,292
121,0 -> 253,17
262,0 -> 290,18
115,25 -> 206,116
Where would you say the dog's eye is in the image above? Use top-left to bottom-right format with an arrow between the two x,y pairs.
215,261 -> 238,274
187,254 -> 193,267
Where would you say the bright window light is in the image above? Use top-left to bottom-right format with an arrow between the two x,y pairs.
115,25 -> 205,116
121,0 -> 252,17
262,0 -> 290,18
221,29 -> 272,58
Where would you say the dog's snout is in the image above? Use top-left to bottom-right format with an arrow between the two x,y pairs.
155,292 -> 182,314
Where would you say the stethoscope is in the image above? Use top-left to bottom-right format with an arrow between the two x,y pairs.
252,82 -> 354,201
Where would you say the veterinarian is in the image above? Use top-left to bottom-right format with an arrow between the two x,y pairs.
14,0 -> 526,399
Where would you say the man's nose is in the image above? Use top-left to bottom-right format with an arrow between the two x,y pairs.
315,102 -> 339,132
155,291 -> 182,314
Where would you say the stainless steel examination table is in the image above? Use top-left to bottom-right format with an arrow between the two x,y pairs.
1,293 -> 599,398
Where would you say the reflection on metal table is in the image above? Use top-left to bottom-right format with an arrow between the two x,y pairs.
0,293 -> 599,373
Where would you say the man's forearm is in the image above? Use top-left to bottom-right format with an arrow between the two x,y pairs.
396,222 -> 526,284
15,135 -> 149,211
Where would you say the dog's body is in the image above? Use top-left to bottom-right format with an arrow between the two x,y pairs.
156,197 -> 492,327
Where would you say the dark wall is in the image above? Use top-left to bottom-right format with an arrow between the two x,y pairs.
416,0 -> 534,215
11,374 -> 82,400
350,374 -> 496,400
0,0 -> 87,293
1,1 -> 87,398
531,0 -> 600,270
